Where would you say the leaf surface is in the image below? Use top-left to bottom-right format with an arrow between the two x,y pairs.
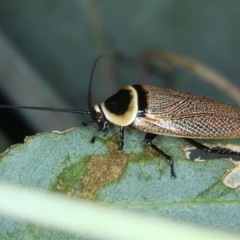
0,126 -> 240,239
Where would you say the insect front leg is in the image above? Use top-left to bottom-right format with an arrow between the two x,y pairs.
144,133 -> 176,178
90,121 -> 109,144
118,127 -> 124,151
102,121 -> 109,136
184,138 -> 240,157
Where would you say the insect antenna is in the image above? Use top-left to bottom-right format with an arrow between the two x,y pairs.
82,55 -> 107,127
87,55 -> 107,119
0,105 -> 90,114
0,56 -> 106,116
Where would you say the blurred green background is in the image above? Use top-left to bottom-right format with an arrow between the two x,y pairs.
0,0 -> 240,151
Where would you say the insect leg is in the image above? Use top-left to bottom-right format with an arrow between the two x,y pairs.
183,138 -> 240,156
144,133 -> 176,178
118,127 -> 124,151
90,121 -> 109,144
82,120 -> 93,126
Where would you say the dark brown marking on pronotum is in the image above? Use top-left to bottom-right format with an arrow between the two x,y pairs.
1,56 -> 240,179
132,84 -> 148,116
104,88 -> 132,115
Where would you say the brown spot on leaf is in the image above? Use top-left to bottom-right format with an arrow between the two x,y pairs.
82,141 -> 127,199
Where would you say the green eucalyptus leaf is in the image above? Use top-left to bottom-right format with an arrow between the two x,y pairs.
0,126 -> 240,239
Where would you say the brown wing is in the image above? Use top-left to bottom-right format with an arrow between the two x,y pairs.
132,85 -> 240,138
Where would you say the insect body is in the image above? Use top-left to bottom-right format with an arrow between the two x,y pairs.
1,57 -> 240,178
97,84 -> 240,139
91,84 -> 240,178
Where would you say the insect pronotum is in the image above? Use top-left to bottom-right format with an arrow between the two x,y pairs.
1,56 -> 240,178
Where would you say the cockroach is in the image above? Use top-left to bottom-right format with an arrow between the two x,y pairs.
1,56 -> 240,178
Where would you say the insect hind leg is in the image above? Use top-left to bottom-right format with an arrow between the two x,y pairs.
184,138 -> 240,158
144,133 -> 176,178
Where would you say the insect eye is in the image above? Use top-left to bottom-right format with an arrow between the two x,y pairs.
93,105 -> 105,123
95,111 -> 105,123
